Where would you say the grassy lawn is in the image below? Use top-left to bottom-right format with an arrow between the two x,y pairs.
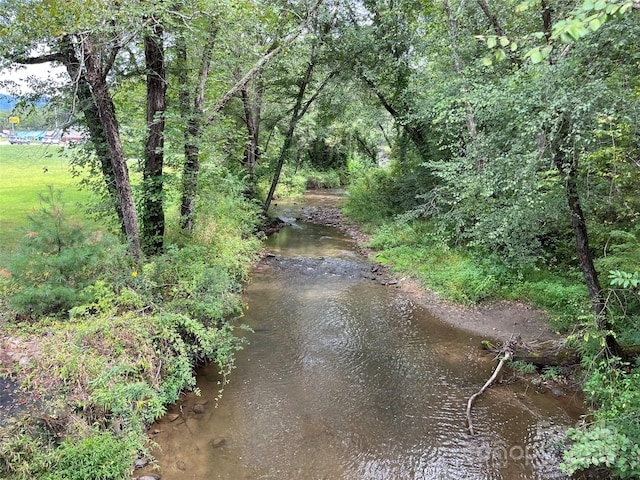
0,143 -> 95,266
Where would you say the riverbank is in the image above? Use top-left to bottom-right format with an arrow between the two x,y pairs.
299,192 -> 560,345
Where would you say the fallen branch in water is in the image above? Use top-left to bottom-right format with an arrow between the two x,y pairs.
466,346 -> 514,436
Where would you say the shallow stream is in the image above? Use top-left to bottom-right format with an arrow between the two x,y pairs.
141,191 -> 583,480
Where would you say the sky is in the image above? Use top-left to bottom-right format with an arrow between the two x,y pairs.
0,62 -> 65,96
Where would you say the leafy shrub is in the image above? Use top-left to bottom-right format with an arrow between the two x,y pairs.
343,169 -> 399,225
1,177 -> 260,478
562,360 -> 640,478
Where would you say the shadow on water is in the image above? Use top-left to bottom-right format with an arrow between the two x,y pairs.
140,192 -> 584,480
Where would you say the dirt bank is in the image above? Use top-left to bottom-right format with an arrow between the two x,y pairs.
299,197 -> 561,345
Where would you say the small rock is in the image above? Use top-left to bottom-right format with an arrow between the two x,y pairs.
133,458 -> 148,469
209,437 -> 226,448
192,403 -> 206,414
550,388 -> 563,397
176,460 -> 186,471
138,476 -> 160,480
163,413 -> 180,423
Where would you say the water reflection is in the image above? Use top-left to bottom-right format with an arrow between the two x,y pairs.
143,193 -> 581,480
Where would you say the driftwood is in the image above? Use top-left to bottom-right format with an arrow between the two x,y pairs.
481,338 -> 581,367
466,337 -> 518,436
467,336 -> 640,435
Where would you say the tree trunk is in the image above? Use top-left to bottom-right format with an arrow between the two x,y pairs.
264,122 -> 299,214
241,73 -> 263,199
23,37 -> 127,235
82,35 -> 142,260
180,117 -> 201,233
358,73 -> 431,161
263,52 -> 336,213
551,117 -> 621,356
443,0 -> 479,167
178,27 -> 217,233
142,23 -> 166,255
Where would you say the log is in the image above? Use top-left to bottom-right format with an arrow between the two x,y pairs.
482,338 -> 640,367
481,339 -> 580,367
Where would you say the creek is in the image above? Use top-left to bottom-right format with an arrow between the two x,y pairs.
141,191 -> 583,480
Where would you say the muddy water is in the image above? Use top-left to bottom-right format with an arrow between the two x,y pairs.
142,192 -> 583,480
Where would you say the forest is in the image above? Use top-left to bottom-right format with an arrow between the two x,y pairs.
0,0 -> 639,478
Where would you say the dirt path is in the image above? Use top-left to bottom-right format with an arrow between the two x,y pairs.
300,199 -> 561,345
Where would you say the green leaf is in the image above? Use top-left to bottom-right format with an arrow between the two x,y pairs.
605,3 -> 620,14
487,36 -> 497,48
620,2 -> 634,13
527,47 -> 543,63
560,32 -> 574,43
499,36 -> 510,47
567,23 -> 590,40
589,16 -> 603,31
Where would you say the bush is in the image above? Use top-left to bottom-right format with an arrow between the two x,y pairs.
1,176 -> 261,478
562,359 -> 640,478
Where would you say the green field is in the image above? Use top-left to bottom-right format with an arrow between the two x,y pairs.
0,143 -> 95,265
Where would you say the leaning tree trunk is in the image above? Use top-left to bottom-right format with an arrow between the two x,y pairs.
263,56 -> 316,214
263,50 -> 337,213
82,35 -> 142,260
57,36 -> 126,235
551,118 -> 621,357
142,23 -> 166,255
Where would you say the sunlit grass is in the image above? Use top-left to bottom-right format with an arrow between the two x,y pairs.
0,143 -> 94,265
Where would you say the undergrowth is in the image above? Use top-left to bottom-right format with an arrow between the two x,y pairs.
255,164 -> 343,202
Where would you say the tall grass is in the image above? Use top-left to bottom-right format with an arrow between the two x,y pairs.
365,219 -> 591,331
0,144 -> 93,264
